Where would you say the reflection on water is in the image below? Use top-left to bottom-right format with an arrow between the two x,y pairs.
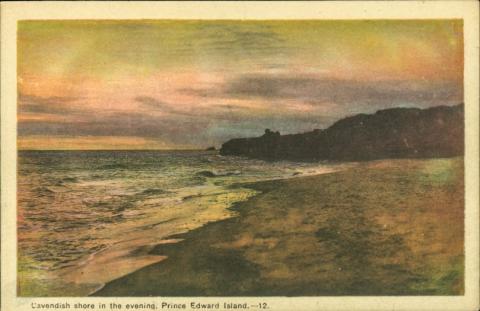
18,150 -> 347,296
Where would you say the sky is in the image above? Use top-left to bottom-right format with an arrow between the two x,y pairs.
17,20 -> 463,150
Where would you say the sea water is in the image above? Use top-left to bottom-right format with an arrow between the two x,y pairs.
18,150 -> 345,296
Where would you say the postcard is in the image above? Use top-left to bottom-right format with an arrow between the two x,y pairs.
1,1 -> 479,311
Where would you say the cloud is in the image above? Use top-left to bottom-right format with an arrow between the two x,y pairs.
134,96 -> 196,117
178,87 -> 220,98
19,93 -> 274,147
135,95 -> 272,122
190,23 -> 289,61
18,73 -> 463,148
18,95 -> 336,147
18,94 -> 84,115
134,96 -> 171,109
18,108 -> 215,146
181,74 -> 463,111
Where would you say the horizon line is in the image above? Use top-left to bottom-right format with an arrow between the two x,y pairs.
17,148 -> 218,152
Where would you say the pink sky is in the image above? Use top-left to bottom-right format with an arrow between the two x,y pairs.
18,20 -> 463,149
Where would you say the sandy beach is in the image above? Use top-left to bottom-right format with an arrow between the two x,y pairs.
94,157 -> 464,296
18,150 -> 350,296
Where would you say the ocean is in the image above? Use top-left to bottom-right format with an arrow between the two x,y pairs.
17,150 -> 347,296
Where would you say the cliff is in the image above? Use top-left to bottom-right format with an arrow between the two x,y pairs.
219,104 -> 464,161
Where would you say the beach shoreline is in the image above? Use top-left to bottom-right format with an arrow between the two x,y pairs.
81,163 -> 348,296
94,157 -> 464,296
18,150 -> 352,297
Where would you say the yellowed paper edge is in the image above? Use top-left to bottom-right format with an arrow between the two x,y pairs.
1,2 -> 478,311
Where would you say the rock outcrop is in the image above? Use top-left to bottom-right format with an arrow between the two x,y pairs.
220,104 -> 464,161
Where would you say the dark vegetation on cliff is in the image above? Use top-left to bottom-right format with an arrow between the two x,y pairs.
220,104 -> 464,161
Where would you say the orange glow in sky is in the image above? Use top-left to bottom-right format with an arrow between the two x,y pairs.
18,20 -> 463,150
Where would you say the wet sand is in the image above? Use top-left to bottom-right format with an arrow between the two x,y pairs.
19,185 -> 259,296
95,157 -> 464,296
18,153 -> 349,297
